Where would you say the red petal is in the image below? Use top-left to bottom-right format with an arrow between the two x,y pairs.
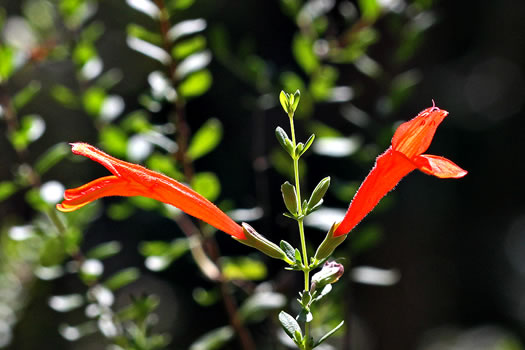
62,143 -> 245,239
413,154 -> 468,178
391,107 -> 448,158
334,148 -> 416,237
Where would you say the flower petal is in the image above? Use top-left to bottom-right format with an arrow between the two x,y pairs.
413,154 -> 468,179
391,107 -> 448,158
334,148 -> 416,237
61,143 -> 245,239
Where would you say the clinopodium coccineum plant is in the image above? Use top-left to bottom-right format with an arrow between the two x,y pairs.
57,91 -> 467,350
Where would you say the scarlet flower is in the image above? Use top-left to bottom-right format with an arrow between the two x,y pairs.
334,105 -> 467,237
57,143 -> 245,239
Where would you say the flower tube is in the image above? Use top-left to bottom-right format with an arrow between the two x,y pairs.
57,143 -> 245,239
334,105 -> 467,237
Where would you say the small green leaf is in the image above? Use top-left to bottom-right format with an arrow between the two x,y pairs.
82,86 -> 106,116
100,126 -> 127,158
191,172 -> 221,202
279,90 -> 289,114
34,142 -> 70,175
294,248 -> 302,265
13,80 -> 41,111
292,34 -> 319,74
51,84 -> 78,108
313,320 -> 345,348
221,256 -> 267,281
275,126 -> 294,156
281,181 -> 298,216
307,177 -> 331,211
104,268 -> 140,291
0,45 -> 14,83
179,69 -> 212,98
280,240 -> 295,261
0,181 -> 18,202
189,326 -> 234,350
126,23 -> 162,46
172,35 -> 207,60
300,134 -> 315,156
358,0 -> 381,22
279,311 -> 302,340
187,118 -> 223,160
291,89 -> 301,112
86,241 -> 122,260
239,291 -> 286,323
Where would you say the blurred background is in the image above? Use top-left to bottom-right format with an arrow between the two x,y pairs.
0,0 -> 524,349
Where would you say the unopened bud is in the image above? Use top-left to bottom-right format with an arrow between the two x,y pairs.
235,223 -> 289,261
313,222 -> 347,262
311,261 -> 344,292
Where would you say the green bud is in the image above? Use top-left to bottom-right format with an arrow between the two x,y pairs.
275,126 -> 294,156
235,223 -> 289,261
291,90 -> 300,112
311,261 -> 344,292
279,90 -> 290,114
313,222 -> 346,262
281,181 -> 298,216
307,176 -> 330,214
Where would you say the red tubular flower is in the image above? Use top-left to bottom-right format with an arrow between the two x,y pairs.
334,106 -> 467,237
57,143 -> 245,239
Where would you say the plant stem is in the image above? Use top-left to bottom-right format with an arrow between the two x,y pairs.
288,113 -> 311,350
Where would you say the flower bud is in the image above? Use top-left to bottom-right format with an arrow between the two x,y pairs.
313,222 -> 347,262
311,261 -> 344,292
235,223 -> 289,261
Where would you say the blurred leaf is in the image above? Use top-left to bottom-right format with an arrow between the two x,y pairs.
0,45 -> 14,83
86,241 -> 122,260
122,110 -> 152,133
13,81 -> 41,111
49,294 -> 84,312
127,23 -> 162,46
168,18 -> 206,41
193,287 -> 219,307
146,153 -> 182,180
34,142 -> 70,175
292,34 -> 319,74
107,202 -> 136,220
118,295 -> 160,322
191,172 -> 221,202
221,256 -> 267,281
139,240 -> 171,257
83,87 -> 106,116
0,181 -> 18,202
51,84 -> 78,108
100,126 -> 128,158
40,236 -> 67,266
179,70 -> 212,98
187,118 -> 223,160
389,70 -> 422,110
168,0 -> 195,10
172,35 -> 207,60
104,267 -> 140,290
239,291 -> 286,323
351,224 -> 383,255
9,114 -> 46,151
175,51 -> 212,80
310,65 -> 338,101
331,180 -> 358,202
189,326 -> 234,350
73,41 -> 97,66
308,121 -> 342,138
332,27 -> 379,63
140,238 -> 189,271
358,0 -> 381,22
126,0 -> 160,18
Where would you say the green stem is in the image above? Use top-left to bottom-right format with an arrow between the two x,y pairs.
288,113 -> 311,350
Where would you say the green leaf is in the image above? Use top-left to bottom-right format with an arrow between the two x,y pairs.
280,240 -> 295,261
73,41 -> 97,66
100,126 -> 127,158
301,134 -> 315,156
127,23 -> 162,46
307,177 -> 331,211
279,90 -> 289,114
170,0 -> 195,10
139,241 -> 171,257
40,236 -> 67,266
189,326 -> 234,350
221,256 -> 267,281
292,34 -> 319,74
9,114 -> 45,151
187,118 -> 223,160
146,153 -> 183,180
310,65 -> 338,101
172,35 -> 207,60
86,241 -> 122,260
297,308 -> 313,323
193,287 -> 219,307
0,181 -> 17,202
82,86 -> 106,116
179,69 -> 212,98
239,291 -> 286,323
278,311 -> 302,340
275,126 -> 294,156
294,248 -> 302,265
281,181 -> 298,216
13,81 -> 41,111
34,142 -> 70,175
313,320 -> 345,348
358,0 -> 381,21
51,84 -> 78,108
191,172 -> 221,202
104,268 -> 140,290
0,45 -> 14,83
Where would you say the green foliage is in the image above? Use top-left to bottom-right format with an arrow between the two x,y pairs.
179,70 -> 212,98
191,172 -> 221,202
187,118 -> 223,160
